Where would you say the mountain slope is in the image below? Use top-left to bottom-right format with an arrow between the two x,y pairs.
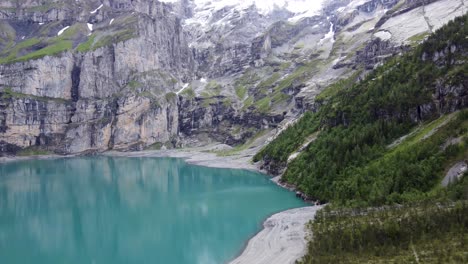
252,12 -> 468,263
254,14 -> 468,206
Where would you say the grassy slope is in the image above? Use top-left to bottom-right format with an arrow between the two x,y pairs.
0,15 -> 138,64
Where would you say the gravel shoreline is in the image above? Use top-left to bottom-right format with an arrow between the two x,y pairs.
104,148 -> 259,171
229,206 -> 322,264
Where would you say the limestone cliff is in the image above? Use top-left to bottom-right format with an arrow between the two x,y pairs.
0,0 -> 466,155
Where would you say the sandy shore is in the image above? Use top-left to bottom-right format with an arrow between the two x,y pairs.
104,145 -> 260,171
229,206 -> 322,264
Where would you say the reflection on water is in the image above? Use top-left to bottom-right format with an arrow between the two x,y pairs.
0,157 -> 305,264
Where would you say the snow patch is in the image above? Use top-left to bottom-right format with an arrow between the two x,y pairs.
90,4 -> 103,14
288,0 -> 325,22
319,22 -> 335,44
332,56 -> 343,66
109,18 -> 114,25
374,30 -> 392,41
176,83 -> 190,95
57,26 -> 70,36
184,0 -> 325,27
87,23 -> 93,31
39,22 -> 44,25
347,0 -> 369,9
200,78 -> 207,83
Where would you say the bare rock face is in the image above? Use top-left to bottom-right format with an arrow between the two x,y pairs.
0,0 -> 466,155
355,38 -> 410,69
0,0 -> 193,155
0,53 -> 74,99
0,97 -> 73,151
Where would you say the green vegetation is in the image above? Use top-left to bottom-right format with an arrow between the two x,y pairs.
76,34 -> 96,52
214,129 -> 269,157
200,97 -> 218,107
145,142 -> 164,151
315,70 -> 361,101
0,19 -> 137,64
0,87 -> 69,103
202,80 -> 222,97
254,14 -> 468,263
234,70 -> 260,108
243,62 -> 319,113
17,147 -> 52,156
408,31 -> 430,46
165,92 -> 178,102
127,80 -> 142,90
280,62 -> 291,70
300,173 -> 468,263
386,0 -> 406,16
235,85 -> 247,99
255,15 -> 468,206
276,64 -> 311,92
294,43 -> 305,50
14,40 -> 72,63
0,24 -> 83,64
242,96 -> 254,110
0,37 -> 41,64
236,70 -> 261,88
300,199 -> 468,264
222,97 -> 232,107
332,112 -> 467,206
180,87 -> 195,99
256,72 -> 281,94
254,97 -> 271,113
233,67 -> 297,112
92,29 -> 136,50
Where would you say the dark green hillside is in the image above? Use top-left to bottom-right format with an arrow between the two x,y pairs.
253,14 -> 468,264
300,199 -> 468,263
254,14 -> 468,207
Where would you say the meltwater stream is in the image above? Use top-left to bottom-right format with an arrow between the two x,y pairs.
0,156 -> 305,264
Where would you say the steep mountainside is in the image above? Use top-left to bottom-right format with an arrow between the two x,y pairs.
0,0 -> 466,155
254,14 -> 468,206
259,15 -> 468,264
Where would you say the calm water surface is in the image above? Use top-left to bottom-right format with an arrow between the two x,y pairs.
0,156 -> 305,264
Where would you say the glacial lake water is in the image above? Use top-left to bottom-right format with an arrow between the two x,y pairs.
0,156 -> 305,264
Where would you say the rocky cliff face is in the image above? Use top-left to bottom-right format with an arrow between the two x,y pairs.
0,0 -> 466,155
0,0 -> 192,154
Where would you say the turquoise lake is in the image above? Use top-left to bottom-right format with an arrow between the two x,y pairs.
0,156 -> 305,264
